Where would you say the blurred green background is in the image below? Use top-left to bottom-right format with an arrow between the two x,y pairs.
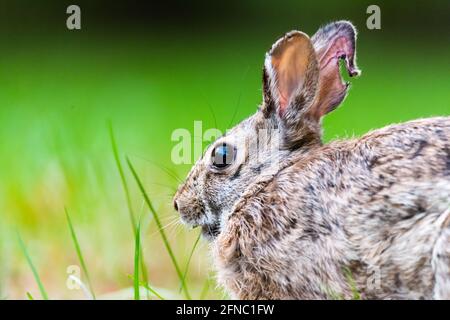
0,0 -> 448,299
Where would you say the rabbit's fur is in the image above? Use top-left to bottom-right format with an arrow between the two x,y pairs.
174,21 -> 450,299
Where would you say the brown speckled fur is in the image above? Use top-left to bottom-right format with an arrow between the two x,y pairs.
174,21 -> 450,299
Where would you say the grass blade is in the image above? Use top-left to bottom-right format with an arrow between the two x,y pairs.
65,208 -> 96,299
108,120 -> 137,231
140,282 -> 166,300
127,157 -> 191,299
17,232 -> 49,300
179,231 -> 201,293
139,280 -> 165,300
26,292 -> 34,300
109,121 -> 150,295
199,277 -> 210,300
68,275 -> 94,299
127,275 -> 166,300
134,219 -> 141,300
343,267 -> 361,300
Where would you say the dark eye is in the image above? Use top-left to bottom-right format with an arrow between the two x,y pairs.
211,143 -> 236,169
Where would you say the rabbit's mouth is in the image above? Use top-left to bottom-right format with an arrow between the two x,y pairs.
201,222 -> 221,240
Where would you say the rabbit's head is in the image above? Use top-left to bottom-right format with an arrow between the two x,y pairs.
174,21 -> 360,240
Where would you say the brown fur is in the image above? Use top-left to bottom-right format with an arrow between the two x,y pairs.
174,21 -> 450,299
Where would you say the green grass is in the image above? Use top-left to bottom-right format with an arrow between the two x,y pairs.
138,281 -> 165,300
109,121 -> 138,232
180,231 -> 202,294
343,267 -> 361,300
134,218 -> 141,300
127,274 -> 166,300
109,121 -> 150,296
65,208 -> 96,299
127,157 -> 192,300
9,122 -> 211,299
199,274 -> 213,300
17,232 -> 49,300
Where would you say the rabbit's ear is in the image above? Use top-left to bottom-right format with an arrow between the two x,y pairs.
262,31 -> 319,120
308,21 -> 361,119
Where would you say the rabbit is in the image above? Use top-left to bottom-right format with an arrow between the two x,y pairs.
173,21 -> 450,299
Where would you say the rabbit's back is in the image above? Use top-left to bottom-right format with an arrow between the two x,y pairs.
331,116 -> 450,298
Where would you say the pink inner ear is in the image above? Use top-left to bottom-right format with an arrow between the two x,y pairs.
269,34 -> 315,117
309,29 -> 361,119
278,90 -> 289,115
320,36 -> 359,77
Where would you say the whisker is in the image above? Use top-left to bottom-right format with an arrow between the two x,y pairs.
168,220 -> 184,238
145,182 -> 177,191
148,217 -> 179,238
198,88 -> 219,130
128,154 -> 184,183
228,65 -> 251,128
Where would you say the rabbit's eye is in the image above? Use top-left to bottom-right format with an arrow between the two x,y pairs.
211,143 -> 236,169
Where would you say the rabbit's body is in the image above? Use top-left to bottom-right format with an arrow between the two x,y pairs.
213,117 -> 450,299
174,21 -> 450,299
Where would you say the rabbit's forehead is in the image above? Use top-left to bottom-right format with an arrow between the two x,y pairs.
220,117 -> 257,143
204,119 -> 253,154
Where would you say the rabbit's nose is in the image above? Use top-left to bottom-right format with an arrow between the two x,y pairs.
173,200 -> 179,212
